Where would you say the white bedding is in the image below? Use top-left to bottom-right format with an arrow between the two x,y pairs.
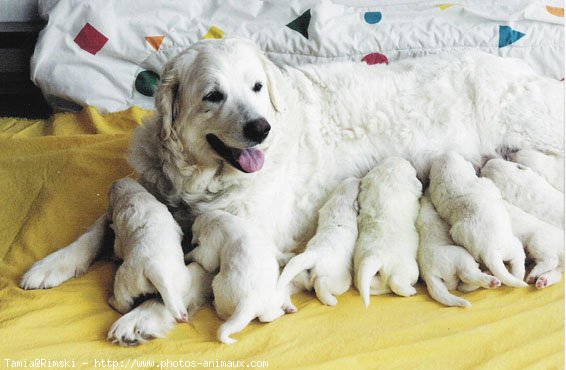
31,0 -> 564,113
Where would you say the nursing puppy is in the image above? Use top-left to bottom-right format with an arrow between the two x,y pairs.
354,157 -> 422,306
107,178 -> 189,322
429,152 -> 527,288
481,158 -> 564,228
189,210 -> 296,344
417,193 -> 501,308
505,202 -> 564,289
278,177 -> 360,306
508,149 -> 564,192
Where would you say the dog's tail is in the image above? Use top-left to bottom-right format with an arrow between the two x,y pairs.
482,252 -> 528,288
424,275 -> 471,308
217,302 -> 256,344
355,255 -> 382,307
146,264 -> 189,323
277,251 -> 317,290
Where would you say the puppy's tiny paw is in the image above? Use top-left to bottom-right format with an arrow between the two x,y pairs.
526,274 -> 537,284
488,277 -> 501,288
283,303 -> 297,314
535,276 -> 548,289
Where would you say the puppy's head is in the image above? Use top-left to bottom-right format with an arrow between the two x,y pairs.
190,210 -> 232,248
108,178 -> 145,205
155,38 -> 285,174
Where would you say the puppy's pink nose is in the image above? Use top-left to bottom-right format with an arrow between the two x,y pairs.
244,118 -> 271,144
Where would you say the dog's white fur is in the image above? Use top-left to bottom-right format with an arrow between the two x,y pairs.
20,39 -> 563,343
354,157 -> 422,306
189,210 -> 296,344
417,193 -> 501,308
505,202 -> 564,289
106,178 -> 189,322
429,152 -> 527,288
508,149 -> 564,192
277,177 -> 360,306
481,158 -> 564,229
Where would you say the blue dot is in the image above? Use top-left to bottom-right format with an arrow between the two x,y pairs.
364,11 -> 382,24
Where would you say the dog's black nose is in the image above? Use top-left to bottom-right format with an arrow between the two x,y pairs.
243,118 -> 271,143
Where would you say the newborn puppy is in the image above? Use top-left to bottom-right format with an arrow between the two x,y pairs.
508,149 -> 564,192
354,157 -> 422,306
505,202 -> 564,289
189,210 -> 296,344
429,152 -> 527,288
417,193 -> 501,308
278,177 -> 360,306
107,178 -> 189,322
481,158 -> 564,228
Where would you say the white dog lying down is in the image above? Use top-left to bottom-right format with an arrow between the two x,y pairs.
188,210 -> 297,344
354,157 -> 422,306
429,152 -> 527,288
505,202 -> 564,289
481,158 -> 564,229
20,39 -> 563,344
277,177 -> 360,306
108,262 -> 213,346
417,193 -> 501,308
508,149 -> 564,192
106,178 -> 190,322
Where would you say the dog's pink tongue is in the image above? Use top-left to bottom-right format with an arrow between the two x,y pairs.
236,148 -> 264,173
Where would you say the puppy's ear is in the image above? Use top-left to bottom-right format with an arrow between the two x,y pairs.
258,52 -> 286,112
155,62 -> 181,141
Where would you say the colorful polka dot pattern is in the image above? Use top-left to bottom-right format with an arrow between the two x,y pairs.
364,12 -> 382,24
74,23 -> 108,55
362,53 -> 388,65
135,70 -> 160,97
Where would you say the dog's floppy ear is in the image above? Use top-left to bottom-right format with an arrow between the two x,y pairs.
258,52 -> 286,112
155,61 -> 181,141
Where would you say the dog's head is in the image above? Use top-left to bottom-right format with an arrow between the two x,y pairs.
155,38 -> 285,174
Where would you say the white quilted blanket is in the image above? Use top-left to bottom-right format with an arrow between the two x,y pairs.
31,0 -> 564,113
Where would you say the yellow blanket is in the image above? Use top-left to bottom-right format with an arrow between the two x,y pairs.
0,107 -> 563,369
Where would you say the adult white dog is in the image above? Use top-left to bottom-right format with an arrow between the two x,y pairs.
20,38 -> 563,345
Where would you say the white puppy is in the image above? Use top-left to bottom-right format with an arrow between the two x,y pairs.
189,210 -> 296,344
107,178 -> 189,322
429,152 -> 527,287
417,193 -> 501,308
481,158 -> 564,229
505,202 -> 564,289
508,149 -> 564,192
277,177 -> 360,306
354,157 -> 422,306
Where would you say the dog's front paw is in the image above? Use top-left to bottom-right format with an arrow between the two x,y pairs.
107,300 -> 175,346
20,250 -> 86,290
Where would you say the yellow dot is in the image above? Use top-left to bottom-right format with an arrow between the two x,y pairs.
203,26 -> 225,39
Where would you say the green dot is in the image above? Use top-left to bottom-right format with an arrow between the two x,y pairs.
135,70 -> 160,97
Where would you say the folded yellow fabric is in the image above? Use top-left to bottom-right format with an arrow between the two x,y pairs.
0,107 -> 563,370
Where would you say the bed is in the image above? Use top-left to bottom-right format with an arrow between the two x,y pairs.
1,0 -> 564,368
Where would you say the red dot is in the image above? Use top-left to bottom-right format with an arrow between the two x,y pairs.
362,52 -> 388,65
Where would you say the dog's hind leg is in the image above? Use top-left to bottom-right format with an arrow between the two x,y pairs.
526,259 -> 559,284
314,276 -> 338,306
388,274 -> 417,297
458,264 -> 501,290
481,250 -> 528,288
20,215 -> 107,290
424,275 -> 471,308
146,264 -> 188,323
108,266 -> 136,314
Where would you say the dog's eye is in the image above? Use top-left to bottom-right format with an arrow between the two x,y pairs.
252,82 -> 263,93
203,90 -> 225,103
